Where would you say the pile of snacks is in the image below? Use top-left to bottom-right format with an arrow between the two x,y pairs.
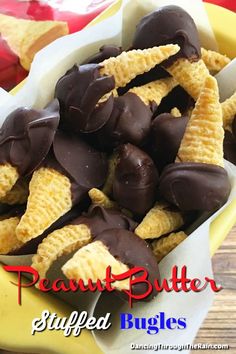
0,5 -> 236,302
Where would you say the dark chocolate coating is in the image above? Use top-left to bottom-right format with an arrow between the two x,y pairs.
232,116 -> 236,139
159,162 -> 231,211
0,204 -> 13,216
113,144 -> 159,216
55,64 -> 115,133
150,113 -> 189,170
132,5 -> 201,67
44,130 -> 108,204
94,92 -> 153,149
0,99 -> 59,176
82,45 -> 122,64
71,205 -> 137,237
223,130 -> 236,165
95,228 -> 160,301
1,204 -> 26,219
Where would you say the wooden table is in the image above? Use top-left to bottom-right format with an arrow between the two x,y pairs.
194,225 -> 236,353
0,226 -> 235,354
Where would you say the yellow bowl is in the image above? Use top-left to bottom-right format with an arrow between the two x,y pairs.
0,2 -> 236,353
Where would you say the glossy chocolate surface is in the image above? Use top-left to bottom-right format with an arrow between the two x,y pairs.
150,113 -> 189,170
55,64 -> 115,133
159,162 -> 231,211
0,99 -> 60,176
113,144 -> 158,216
132,5 -> 201,67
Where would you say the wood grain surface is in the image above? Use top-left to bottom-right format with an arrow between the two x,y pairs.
193,225 -> 236,353
0,226 -> 235,354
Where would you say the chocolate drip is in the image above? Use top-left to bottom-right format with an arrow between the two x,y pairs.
159,162 -> 231,211
95,228 -> 160,301
132,5 -> 201,67
55,64 -> 115,133
82,45 -> 122,64
71,204 -> 137,237
113,144 -> 159,216
0,99 -> 60,176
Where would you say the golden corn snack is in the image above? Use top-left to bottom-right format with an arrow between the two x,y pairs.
151,231 -> 187,262
0,164 -> 19,199
128,77 -> 178,106
222,90 -> 236,131
16,167 -> 72,243
88,188 -> 116,209
165,58 -> 209,101
170,107 -> 182,117
176,75 -> 224,167
62,240 -> 130,290
201,48 -> 230,73
0,13 -> 69,70
0,177 -> 29,205
31,224 -> 92,279
135,202 -> 184,239
0,216 -> 23,254
99,44 -> 180,88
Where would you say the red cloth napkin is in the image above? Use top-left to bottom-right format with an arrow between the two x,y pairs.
205,0 -> 236,12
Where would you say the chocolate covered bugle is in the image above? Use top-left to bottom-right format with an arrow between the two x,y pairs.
160,75 -> 231,211
16,167 -> 72,243
135,202 -> 184,239
176,75 -> 224,167
99,45 -> 180,88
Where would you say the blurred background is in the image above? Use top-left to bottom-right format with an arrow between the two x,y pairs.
0,0 -> 235,91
